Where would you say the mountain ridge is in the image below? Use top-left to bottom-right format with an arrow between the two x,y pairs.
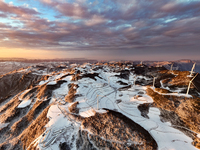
0,61 -> 200,150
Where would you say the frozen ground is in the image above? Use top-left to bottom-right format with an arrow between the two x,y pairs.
0,62 -> 199,150
24,64 -> 199,150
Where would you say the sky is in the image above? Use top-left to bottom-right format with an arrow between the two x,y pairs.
0,0 -> 200,61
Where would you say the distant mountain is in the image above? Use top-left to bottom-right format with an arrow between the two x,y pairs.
145,59 -> 200,73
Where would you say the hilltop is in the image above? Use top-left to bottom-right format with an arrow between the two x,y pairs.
0,61 -> 200,150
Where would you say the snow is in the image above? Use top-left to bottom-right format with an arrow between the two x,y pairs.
17,100 -> 31,108
140,107 -> 196,150
0,123 -> 9,129
53,83 -> 69,97
79,107 -> 107,118
38,73 -> 71,86
17,68 -> 29,73
31,105 -> 78,150
46,105 -> 71,128
152,87 -> 193,98
79,109 -> 96,117
58,75 -> 72,82
47,81 -> 57,85
95,109 -> 108,114
187,75 -> 194,78
70,64 -> 77,68
31,64 -> 199,150
19,89 -> 31,99
160,80 -> 171,90
160,78 -> 194,97
39,80 -> 48,85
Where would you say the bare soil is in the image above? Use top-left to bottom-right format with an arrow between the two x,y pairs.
18,105 -> 51,150
68,101 -> 79,114
65,83 -> 77,103
80,109 -> 158,150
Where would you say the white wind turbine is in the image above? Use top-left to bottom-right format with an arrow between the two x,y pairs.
151,74 -> 157,89
189,63 -> 196,77
186,73 -> 198,95
96,94 -> 105,110
170,63 -> 173,71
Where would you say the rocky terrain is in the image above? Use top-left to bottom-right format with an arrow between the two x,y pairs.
0,61 -> 200,150
0,62 -> 31,76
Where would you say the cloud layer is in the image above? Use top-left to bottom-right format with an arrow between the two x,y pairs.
0,0 -> 200,57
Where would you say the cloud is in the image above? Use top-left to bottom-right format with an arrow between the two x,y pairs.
85,15 -> 107,26
0,13 -> 8,18
1,0 -> 200,54
40,0 -> 92,19
0,1 -> 39,16
56,3 -> 90,18
161,1 -> 200,13
0,22 -> 12,28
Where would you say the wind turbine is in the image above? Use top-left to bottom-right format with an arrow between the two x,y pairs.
151,74 -> 157,89
189,63 -> 196,77
108,76 -> 110,85
186,73 -> 198,95
96,94 -> 105,110
170,63 -> 173,71
129,72 -> 135,88
153,77 -> 157,89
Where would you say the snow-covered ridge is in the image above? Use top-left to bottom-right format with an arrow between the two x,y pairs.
0,62 -> 199,150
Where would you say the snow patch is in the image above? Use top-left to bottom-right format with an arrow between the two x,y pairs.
95,109 -> 108,114
17,100 -> 31,108
39,80 -> 48,85
152,87 -> 193,98
47,81 -> 57,85
0,123 -> 9,129
79,109 -> 96,117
